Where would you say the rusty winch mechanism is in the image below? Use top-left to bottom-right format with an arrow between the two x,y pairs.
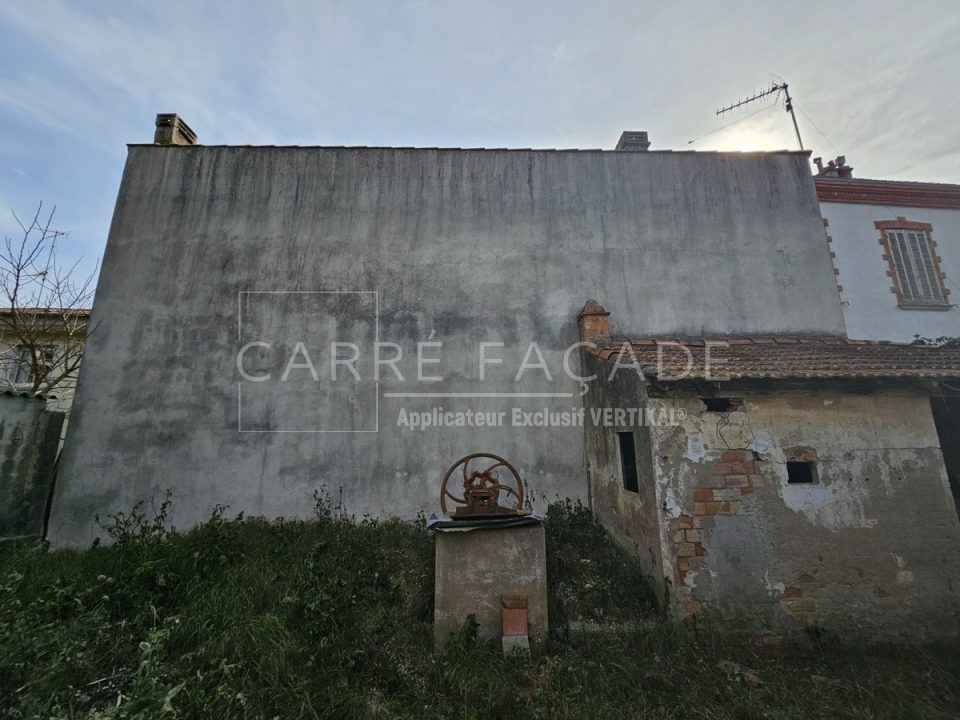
440,453 -> 530,520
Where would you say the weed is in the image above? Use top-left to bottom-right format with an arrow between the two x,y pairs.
0,498 -> 958,719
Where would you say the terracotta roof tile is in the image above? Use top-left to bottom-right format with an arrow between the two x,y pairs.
588,337 -> 960,381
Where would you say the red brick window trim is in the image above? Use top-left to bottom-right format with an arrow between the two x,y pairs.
875,217 -> 951,310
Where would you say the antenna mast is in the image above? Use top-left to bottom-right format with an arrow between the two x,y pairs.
716,82 -> 804,150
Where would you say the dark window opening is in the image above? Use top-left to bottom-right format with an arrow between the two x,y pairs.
702,397 -> 742,413
931,396 -> 960,520
12,344 -> 56,385
787,461 -> 817,484
617,431 -> 639,493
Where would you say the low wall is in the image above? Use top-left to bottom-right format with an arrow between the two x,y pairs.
0,392 -> 65,541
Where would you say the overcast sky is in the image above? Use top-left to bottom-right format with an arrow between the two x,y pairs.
1,0 -> 958,280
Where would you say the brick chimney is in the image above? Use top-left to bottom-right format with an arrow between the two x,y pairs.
154,114 -> 197,146
615,131 -> 650,151
577,300 -> 610,342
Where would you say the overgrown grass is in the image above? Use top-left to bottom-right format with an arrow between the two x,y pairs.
1,497 -> 959,719
545,498 -> 661,628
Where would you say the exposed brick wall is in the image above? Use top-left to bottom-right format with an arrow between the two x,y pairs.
674,449 -> 757,615
650,390 -> 960,636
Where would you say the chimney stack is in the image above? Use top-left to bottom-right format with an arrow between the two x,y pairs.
813,155 -> 854,178
577,300 -> 610,342
615,131 -> 650,151
154,114 -> 197,146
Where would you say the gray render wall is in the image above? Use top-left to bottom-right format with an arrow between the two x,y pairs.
49,146 -> 845,544
581,351 -> 666,601
0,393 -> 64,541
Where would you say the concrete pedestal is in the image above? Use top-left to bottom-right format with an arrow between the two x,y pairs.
433,523 -> 548,650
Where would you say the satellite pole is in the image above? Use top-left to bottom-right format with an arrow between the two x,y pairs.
716,82 -> 804,150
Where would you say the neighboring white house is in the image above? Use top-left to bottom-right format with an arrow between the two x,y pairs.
0,308 -> 90,414
814,159 -> 960,535
815,158 -> 960,343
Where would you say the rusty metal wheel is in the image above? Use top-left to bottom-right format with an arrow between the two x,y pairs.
439,452 -> 525,517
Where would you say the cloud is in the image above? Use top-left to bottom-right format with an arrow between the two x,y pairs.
0,0 -> 957,284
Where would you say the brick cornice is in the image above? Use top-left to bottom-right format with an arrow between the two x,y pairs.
816,178 -> 960,210
874,217 -> 933,232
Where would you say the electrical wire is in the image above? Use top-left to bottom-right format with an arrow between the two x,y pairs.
795,104 -> 840,156
686,103 -> 778,146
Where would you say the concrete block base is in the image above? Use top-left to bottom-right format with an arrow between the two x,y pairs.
434,523 -> 548,650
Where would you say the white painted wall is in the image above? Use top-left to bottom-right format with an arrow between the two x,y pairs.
821,202 -> 960,341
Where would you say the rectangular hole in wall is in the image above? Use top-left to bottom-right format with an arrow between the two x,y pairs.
787,461 -> 817,484
701,397 -> 742,412
617,431 -> 639,493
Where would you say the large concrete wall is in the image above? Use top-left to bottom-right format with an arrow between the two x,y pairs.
50,145 -> 845,544
822,202 -> 960,341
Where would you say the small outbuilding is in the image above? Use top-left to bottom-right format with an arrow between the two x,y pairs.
578,302 -> 960,635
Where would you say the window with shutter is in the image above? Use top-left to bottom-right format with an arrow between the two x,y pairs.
875,218 -> 951,309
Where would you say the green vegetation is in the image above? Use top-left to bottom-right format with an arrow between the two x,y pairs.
1,496 -> 958,719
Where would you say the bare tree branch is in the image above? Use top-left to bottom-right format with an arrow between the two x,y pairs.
0,203 -> 96,395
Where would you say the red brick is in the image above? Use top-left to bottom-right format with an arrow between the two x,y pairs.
721,450 -> 749,463
728,461 -> 756,475
705,501 -> 722,515
726,474 -> 749,487
677,557 -> 689,572
712,462 -> 734,475
782,598 -> 816,617
700,475 -> 729,489
784,446 -> 818,462
782,587 -> 802,599
798,573 -> 816,584
679,515 -> 694,529
502,608 -> 528,637
676,543 -> 697,558
694,543 -> 705,557
693,502 -> 706,516
740,486 -> 754,496
578,314 -> 609,341
693,489 -> 713,502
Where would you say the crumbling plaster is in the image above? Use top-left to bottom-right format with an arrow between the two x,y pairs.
643,388 -> 960,633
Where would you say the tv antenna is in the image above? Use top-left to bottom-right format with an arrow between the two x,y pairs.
716,81 -> 804,151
